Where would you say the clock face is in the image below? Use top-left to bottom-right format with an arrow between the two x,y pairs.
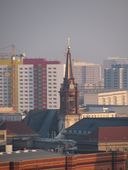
70,84 -> 74,89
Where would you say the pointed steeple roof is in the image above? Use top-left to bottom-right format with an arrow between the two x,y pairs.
64,41 -> 74,80
60,40 -> 79,117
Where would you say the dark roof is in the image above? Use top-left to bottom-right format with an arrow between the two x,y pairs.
98,126 -> 128,142
0,149 -> 64,162
24,109 -> 59,137
39,110 -> 58,137
0,121 -> 37,136
66,118 -> 128,133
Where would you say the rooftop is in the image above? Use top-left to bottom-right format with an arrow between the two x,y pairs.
99,126 -> 128,142
0,149 -> 64,162
0,121 -> 37,136
66,117 -> 128,133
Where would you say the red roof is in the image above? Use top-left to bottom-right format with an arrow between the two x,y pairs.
23,58 -> 60,65
98,126 -> 128,143
0,121 -> 37,136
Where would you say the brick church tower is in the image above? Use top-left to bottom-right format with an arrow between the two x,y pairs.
58,41 -> 80,132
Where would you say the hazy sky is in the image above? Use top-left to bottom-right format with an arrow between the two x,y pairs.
0,0 -> 128,63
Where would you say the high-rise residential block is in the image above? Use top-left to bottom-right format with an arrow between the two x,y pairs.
23,58 -> 64,111
103,56 -> 128,69
0,56 -> 23,112
47,64 -> 65,109
104,64 -> 128,90
73,61 -> 102,105
102,57 -> 128,82
73,61 -> 102,88
0,56 -> 64,112
18,64 -> 34,112
0,65 -> 12,107
23,58 -> 48,110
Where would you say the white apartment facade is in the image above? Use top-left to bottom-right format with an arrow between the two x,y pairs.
0,61 -> 65,112
47,64 -> 65,109
18,64 -> 34,112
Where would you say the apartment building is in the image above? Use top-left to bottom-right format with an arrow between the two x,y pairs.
73,61 -> 102,104
47,64 -> 65,109
0,56 -> 23,112
73,61 -> 102,88
0,56 -> 64,112
0,65 -> 12,107
23,58 -> 64,110
104,64 -> 128,90
103,56 -> 128,69
18,64 -> 34,112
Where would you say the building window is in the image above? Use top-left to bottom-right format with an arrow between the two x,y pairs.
0,134 -> 5,140
113,96 -> 117,104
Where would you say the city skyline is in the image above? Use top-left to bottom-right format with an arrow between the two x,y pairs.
0,0 -> 128,64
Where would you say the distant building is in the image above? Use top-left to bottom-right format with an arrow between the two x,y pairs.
0,57 -> 64,112
84,104 -> 128,117
0,65 -> 12,107
80,109 -> 116,118
104,64 -> 128,90
0,113 -> 22,122
18,64 -> 34,112
73,61 -> 103,104
47,64 -> 65,109
23,58 -> 63,111
103,56 -> 128,69
0,107 -> 22,121
0,150 -> 127,170
103,57 -> 128,79
98,126 -> 128,151
0,56 -> 23,112
63,117 -> 128,152
73,61 -> 102,88
98,90 -> 128,105
0,107 -> 15,113
0,121 -> 39,150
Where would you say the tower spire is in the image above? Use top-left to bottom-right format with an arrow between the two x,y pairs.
59,40 -> 79,131
64,38 -> 74,81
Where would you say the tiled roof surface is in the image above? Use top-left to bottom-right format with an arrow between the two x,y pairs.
24,109 -> 59,137
0,121 -> 37,136
98,126 -> 128,142
66,118 -> 128,132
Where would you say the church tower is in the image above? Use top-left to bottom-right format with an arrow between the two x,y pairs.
58,40 -> 80,132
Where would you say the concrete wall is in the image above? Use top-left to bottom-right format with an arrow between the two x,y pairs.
84,93 -> 98,105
